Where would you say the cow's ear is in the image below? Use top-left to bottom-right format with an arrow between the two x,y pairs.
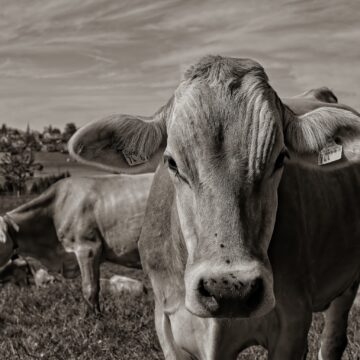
69,113 -> 167,174
284,105 -> 360,169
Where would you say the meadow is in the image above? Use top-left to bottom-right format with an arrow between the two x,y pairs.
0,196 -> 359,359
34,152 -> 108,179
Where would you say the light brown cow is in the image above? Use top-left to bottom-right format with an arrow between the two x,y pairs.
69,56 -> 360,359
0,174 -> 153,312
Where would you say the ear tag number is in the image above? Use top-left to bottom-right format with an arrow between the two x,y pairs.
318,144 -> 343,165
122,150 -> 149,166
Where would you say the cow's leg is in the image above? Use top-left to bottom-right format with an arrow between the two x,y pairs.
268,309 -> 312,360
75,241 -> 102,314
318,280 -> 359,360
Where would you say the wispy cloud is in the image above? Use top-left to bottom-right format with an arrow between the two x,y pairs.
0,0 -> 359,130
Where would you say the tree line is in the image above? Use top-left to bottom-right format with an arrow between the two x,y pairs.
0,123 -> 77,196
0,122 -> 77,152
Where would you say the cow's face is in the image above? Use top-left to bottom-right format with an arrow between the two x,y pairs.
69,55 -> 360,319
163,63 -> 284,317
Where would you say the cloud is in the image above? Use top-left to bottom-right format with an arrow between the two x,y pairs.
0,0 -> 359,130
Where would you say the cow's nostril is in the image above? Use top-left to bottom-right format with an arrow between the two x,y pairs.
250,278 -> 262,292
198,278 -> 212,298
246,278 -> 264,305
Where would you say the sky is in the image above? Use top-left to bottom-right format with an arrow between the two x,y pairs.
0,0 -> 359,131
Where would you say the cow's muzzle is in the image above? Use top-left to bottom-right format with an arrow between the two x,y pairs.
185,263 -> 274,318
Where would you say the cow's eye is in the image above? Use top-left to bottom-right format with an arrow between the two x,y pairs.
164,155 -> 178,172
274,150 -> 289,172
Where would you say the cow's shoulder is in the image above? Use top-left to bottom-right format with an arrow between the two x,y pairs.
54,177 -> 100,242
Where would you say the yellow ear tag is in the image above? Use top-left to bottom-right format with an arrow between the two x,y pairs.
122,150 -> 149,166
318,143 -> 343,165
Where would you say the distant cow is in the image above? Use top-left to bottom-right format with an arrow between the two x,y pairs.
69,56 -> 360,360
0,174 -> 153,312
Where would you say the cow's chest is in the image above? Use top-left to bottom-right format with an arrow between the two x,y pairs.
168,306 -> 268,360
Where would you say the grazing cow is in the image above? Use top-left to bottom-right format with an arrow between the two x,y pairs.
69,56 -> 360,360
0,174 -> 153,312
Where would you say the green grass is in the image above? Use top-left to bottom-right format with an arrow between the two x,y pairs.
0,196 -> 359,359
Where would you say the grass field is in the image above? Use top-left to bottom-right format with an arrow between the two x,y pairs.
34,152 -> 108,178
0,196 -> 359,359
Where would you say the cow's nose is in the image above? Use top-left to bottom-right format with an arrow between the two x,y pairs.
197,273 -> 264,316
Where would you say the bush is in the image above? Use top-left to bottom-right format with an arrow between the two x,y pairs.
0,146 -> 43,196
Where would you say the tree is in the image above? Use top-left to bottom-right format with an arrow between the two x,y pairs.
43,125 -> 53,134
24,128 -> 41,151
43,125 -> 61,135
51,127 -> 61,135
0,124 -> 7,135
62,123 -> 77,142
0,145 -> 43,196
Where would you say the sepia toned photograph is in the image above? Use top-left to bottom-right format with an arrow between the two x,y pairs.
0,1 -> 359,359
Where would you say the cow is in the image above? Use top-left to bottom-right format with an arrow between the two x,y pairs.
69,55 -> 360,360
0,173 -> 153,313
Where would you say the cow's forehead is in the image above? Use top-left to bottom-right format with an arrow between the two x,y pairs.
169,55 -> 278,132
183,55 -> 267,84
167,56 -> 283,180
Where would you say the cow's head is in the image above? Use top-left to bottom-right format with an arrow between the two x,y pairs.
0,215 -> 19,268
0,213 -> 79,279
69,56 -> 360,318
